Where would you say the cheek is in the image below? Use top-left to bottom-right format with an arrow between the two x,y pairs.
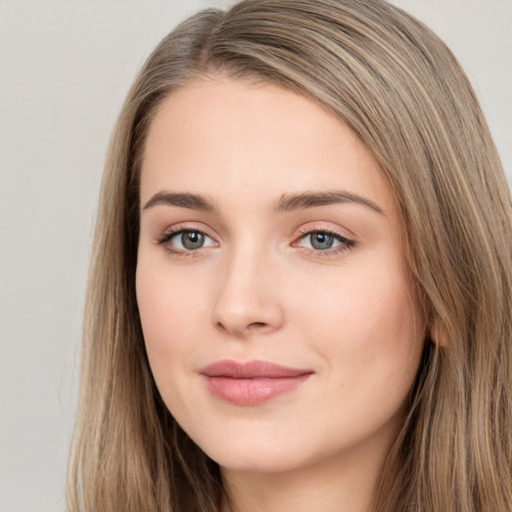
291,264 -> 424,450
296,258 -> 424,389
136,263 -> 205,371
135,261 -> 212,425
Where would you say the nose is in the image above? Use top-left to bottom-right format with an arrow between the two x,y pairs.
211,246 -> 285,338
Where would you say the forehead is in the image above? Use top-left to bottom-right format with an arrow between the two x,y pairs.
140,77 -> 395,216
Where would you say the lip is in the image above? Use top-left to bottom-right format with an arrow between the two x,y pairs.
200,359 -> 313,406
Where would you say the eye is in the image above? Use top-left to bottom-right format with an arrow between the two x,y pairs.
295,229 -> 355,254
304,232 -> 338,250
175,231 -> 207,250
158,228 -> 217,253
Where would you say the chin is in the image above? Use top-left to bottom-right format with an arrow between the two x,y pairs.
195,433 -> 309,474
214,452 -> 305,474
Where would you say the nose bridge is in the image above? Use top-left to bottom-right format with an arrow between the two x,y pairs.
211,237 -> 283,337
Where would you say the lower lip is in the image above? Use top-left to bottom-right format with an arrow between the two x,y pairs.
203,374 -> 311,406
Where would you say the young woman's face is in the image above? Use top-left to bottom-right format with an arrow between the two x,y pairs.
136,78 -> 425,476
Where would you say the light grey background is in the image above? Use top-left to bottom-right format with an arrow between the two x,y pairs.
0,1 -> 510,511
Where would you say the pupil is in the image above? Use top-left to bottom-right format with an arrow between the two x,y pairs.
182,231 -> 204,250
311,232 -> 333,250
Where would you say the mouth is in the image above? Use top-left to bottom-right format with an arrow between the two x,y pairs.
200,359 -> 313,406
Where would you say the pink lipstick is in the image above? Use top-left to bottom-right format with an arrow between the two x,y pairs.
200,360 -> 313,406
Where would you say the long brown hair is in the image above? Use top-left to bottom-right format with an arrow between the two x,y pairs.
68,1 -> 512,510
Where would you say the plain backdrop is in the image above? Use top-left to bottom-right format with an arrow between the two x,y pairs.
0,1 -> 510,511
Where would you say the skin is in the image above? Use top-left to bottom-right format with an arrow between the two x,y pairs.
136,77 -> 426,512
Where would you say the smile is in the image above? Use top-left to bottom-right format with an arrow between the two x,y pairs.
200,359 -> 313,406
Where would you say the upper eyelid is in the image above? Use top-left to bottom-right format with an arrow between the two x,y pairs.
159,222 -> 215,238
297,226 -> 345,236
158,228 -> 216,246
295,222 -> 355,240
294,229 -> 354,246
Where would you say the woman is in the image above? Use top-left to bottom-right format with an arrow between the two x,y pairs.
68,0 -> 512,510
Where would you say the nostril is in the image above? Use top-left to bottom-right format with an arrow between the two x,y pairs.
248,322 -> 267,329
216,320 -> 267,331
216,321 -> 227,331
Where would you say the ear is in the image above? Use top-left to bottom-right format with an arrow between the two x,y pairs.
430,318 -> 449,347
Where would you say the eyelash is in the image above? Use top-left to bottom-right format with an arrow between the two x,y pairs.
294,226 -> 356,256
156,224 -> 215,258
156,225 -> 356,258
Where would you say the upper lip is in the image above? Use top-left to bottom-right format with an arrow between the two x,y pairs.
200,359 -> 313,379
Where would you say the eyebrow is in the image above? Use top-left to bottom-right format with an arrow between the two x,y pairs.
272,190 -> 384,215
143,192 -> 217,212
142,189 -> 384,215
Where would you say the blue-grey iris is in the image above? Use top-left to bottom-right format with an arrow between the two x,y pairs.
310,232 -> 334,250
182,231 -> 204,250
